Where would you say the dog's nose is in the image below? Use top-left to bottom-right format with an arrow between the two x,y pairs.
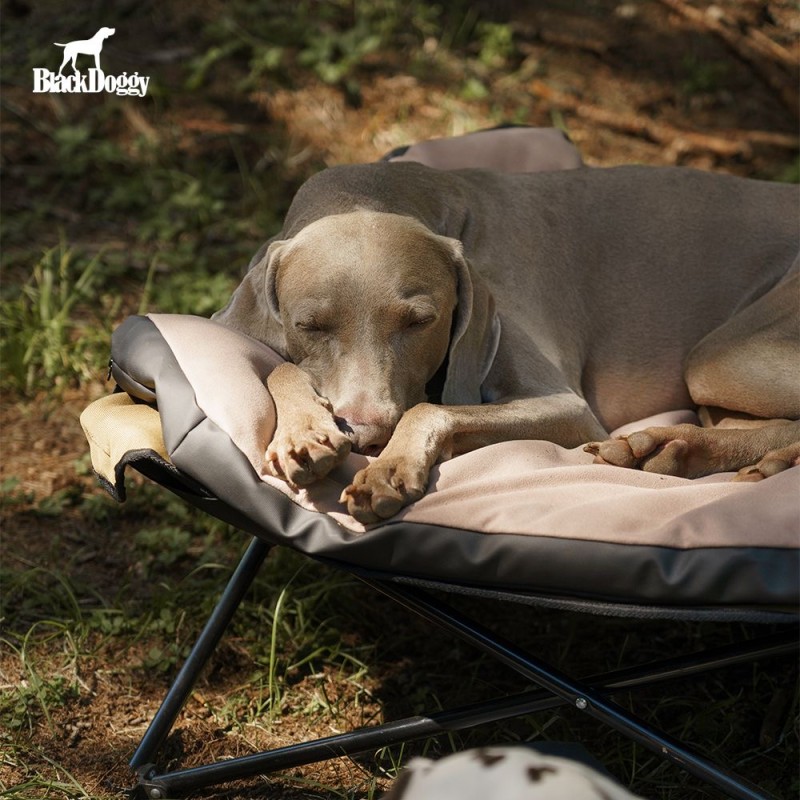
334,416 -> 392,456
351,427 -> 390,456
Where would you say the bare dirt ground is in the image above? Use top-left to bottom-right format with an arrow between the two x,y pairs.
2,1 -> 798,798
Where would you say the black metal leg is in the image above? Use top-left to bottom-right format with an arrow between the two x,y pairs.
130,536 -> 271,773
135,576 -> 795,800
126,533 -> 795,800
366,580 -> 788,800
139,630 -> 795,796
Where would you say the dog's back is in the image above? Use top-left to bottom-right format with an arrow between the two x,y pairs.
470,165 -> 797,425
283,162 -> 796,345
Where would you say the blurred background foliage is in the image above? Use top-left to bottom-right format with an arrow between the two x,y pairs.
2,0 -> 797,394
1,0 -> 542,393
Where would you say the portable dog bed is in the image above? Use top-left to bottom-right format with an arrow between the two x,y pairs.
80,129 -> 799,800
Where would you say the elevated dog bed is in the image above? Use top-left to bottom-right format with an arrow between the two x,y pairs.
80,128 -> 799,800
88,312 -> 798,614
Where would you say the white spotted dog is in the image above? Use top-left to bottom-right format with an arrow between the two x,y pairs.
381,747 -> 644,800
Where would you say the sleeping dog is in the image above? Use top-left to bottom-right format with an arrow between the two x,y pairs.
214,154 -> 799,523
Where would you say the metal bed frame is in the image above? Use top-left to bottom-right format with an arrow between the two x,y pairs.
129,534 -> 797,800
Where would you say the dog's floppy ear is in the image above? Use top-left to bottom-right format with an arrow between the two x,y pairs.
261,239 -> 289,321
211,239 -> 289,358
439,238 -> 501,405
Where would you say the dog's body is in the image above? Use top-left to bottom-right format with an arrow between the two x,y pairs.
214,161 -> 799,523
55,27 -> 115,75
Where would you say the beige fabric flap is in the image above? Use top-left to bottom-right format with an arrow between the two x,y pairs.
80,393 -> 168,489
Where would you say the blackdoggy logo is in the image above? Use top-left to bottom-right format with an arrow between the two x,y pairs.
33,27 -> 150,97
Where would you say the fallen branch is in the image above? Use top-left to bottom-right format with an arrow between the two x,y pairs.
658,0 -> 799,117
745,25 -> 797,71
538,31 -> 609,58
517,23 -> 610,58
529,80 -> 799,162
660,0 -> 795,70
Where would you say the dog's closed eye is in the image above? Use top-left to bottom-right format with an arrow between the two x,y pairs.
291,302 -> 334,335
405,315 -> 436,329
398,301 -> 438,331
295,319 -> 329,334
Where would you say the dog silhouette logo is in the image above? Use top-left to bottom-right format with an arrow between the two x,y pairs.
54,27 -> 116,75
33,26 -> 149,97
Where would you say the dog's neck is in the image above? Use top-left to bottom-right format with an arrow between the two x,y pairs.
425,353 -> 449,405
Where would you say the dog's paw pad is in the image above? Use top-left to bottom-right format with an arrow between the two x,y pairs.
587,425 -> 703,477
267,422 -> 351,487
341,458 -> 428,523
733,466 -> 766,482
339,484 -> 381,524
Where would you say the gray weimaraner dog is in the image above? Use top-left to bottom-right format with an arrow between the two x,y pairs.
214,145 -> 799,524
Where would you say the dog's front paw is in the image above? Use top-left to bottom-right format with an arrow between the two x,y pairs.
734,442 -> 800,482
585,424 -> 706,478
266,406 -> 351,487
340,456 -> 429,524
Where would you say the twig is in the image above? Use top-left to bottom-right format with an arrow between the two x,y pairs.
529,80 -> 799,161
658,0 -> 799,117
539,31 -> 609,58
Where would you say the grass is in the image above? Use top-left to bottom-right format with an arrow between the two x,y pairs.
0,243 -> 113,394
2,0 -> 799,797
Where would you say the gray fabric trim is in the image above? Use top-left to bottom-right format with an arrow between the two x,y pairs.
355,574 -> 798,623
110,316 -> 162,403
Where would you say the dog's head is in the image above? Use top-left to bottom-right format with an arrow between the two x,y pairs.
216,210 -> 497,454
98,27 -> 116,39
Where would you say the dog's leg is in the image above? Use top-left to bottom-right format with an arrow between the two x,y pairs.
342,394 -> 605,523
586,420 -> 800,478
586,270 -> 800,478
265,362 -> 351,487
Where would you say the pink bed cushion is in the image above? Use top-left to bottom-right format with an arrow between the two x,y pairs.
142,315 -> 797,544
387,127 -> 583,173
105,314 -> 799,610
